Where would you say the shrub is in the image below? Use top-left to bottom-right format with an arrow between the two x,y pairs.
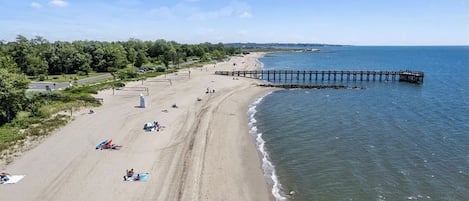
156,67 -> 166,72
25,114 -> 69,137
11,111 -> 41,129
39,74 -> 46,81
114,81 -> 125,87
0,126 -> 24,151
77,71 -> 87,76
64,86 -> 98,95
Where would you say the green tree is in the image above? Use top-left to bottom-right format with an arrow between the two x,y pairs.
75,52 -> 92,75
163,47 -> 177,67
91,46 -> 107,72
0,55 -> 19,73
12,35 -> 33,74
211,50 -> 226,61
157,55 -> 167,67
0,68 -> 29,124
126,47 -> 137,64
193,46 -> 205,58
25,54 -> 48,76
135,50 -> 148,68
104,44 -> 128,71
149,39 -> 169,57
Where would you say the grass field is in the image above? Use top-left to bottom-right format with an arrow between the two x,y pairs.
29,72 -> 106,83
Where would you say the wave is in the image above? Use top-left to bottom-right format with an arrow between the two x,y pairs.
248,91 -> 287,201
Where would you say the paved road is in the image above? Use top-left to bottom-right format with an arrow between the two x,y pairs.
28,73 -> 112,92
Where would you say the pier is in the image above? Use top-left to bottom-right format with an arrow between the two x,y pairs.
215,70 -> 424,84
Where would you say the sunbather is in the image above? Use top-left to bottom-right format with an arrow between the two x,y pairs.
0,172 -> 10,184
110,144 -> 122,150
127,169 -> 134,177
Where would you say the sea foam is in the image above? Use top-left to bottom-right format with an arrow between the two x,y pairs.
248,92 -> 287,201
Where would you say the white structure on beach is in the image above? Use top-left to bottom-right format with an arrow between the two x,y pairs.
140,94 -> 146,108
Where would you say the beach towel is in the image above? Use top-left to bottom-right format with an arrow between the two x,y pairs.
124,173 -> 149,182
96,139 -> 109,149
143,123 -> 155,131
1,175 -> 25,184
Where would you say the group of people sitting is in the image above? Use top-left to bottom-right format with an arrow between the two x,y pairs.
0,172 -> 10,184
123,168 -> 141,181
206,87 -> 215,94
153,121 -> 164,132
101,143 -> 122,150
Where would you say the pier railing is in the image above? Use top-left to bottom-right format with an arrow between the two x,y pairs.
215,70 -> 424,84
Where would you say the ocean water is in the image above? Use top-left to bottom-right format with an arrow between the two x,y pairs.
249,46 -> 469,201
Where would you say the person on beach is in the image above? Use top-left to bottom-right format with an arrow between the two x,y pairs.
0,172 -> 11,184
124,169 -> 134,181
127,169 -> 134,177
110,144 -> 122,150
102,143 -> 121,150
153,121 -> 158,130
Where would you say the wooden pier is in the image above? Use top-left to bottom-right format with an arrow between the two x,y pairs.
215,70 -> 424,84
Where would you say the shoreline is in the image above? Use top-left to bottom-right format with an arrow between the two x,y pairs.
0,52 -> 276,201
248,92 -> 289,201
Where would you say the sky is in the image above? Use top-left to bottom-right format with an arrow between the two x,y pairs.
0,0 -> 468,45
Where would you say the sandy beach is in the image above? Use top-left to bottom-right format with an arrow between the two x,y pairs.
0,52 -> 274,201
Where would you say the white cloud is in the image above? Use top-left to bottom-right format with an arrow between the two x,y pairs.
195,27 -> 216,35
149,6 -> 175,19
189,1 -> 252,20
239,11 -> 251,18
117,0 -> 142,7
31,2 -> 43,8
49,0 -> 68,7
237,30 -> 248,36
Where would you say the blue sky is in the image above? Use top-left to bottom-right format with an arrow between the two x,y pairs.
1,0 -> 468,45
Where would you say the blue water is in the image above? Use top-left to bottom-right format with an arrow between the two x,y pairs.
250,46 -> 469,201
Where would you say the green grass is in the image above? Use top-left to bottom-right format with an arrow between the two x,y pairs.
0,126 -> 24,152
25,114 -> 70,137
29,72 -> 106,83
0,85 -> 103,152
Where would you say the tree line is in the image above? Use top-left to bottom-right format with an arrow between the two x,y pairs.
0,35 -> 241,77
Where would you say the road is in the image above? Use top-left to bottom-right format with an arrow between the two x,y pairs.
28,73 -> 113,92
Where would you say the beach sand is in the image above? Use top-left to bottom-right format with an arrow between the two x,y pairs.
0,52 -> 274,201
